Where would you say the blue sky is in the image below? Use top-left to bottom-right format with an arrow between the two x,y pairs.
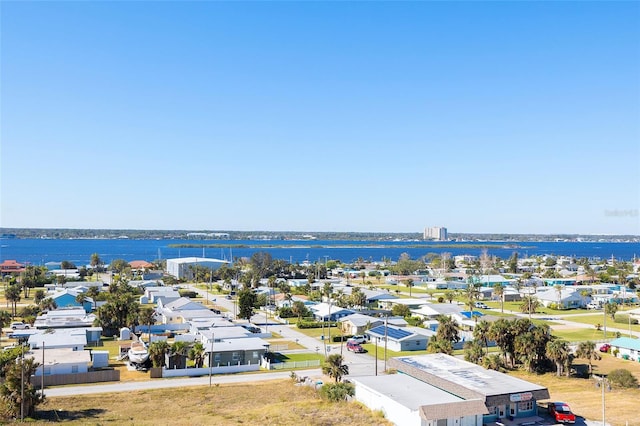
1,1 -> 639,235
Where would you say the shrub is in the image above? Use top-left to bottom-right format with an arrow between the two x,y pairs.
614,315 -> 638,325
297,321 -> 336,329
319,382 -> 355,402
608,369 -> 639,388
437,296 -> 445,303
178,290 -> 197,298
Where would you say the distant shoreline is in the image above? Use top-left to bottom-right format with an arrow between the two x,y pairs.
1,228 -> 637,243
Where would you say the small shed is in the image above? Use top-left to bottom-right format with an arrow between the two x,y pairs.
120,327 -> 131,341
92,350 -> 110,368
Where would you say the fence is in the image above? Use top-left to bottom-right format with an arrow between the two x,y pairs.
162,363 -> 259,378
31,369 -> 120,388
267,360 -> 321,370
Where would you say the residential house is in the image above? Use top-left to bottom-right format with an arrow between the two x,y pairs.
365,325 -> 430,352
534,287 -> 586,309
33,308 -> 97,329
0,259 -> 26,275
608,337 -> 640,362
49,288 -> 93,313
166,257 -> 230,280
309,303 -> 354,321
204,337 -> 270,367
338,313 -> 384,335
28,328 -> 89,351
28,348 -> 91,376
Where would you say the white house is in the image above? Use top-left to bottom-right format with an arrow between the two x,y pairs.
534,287 -> 586,309
366,325 -> 430,352
28,348 -> 91,376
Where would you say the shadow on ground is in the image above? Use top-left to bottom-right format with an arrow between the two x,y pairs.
37,408 -> 107,422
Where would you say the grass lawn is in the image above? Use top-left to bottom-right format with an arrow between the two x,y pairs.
32,379 -> 392,425
551,328 -> 621,342
560,314 -> 640,334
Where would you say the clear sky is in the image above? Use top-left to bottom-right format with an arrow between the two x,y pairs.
1,1 -> 639,235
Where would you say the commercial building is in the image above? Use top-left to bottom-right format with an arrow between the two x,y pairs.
165,257 -> 230,280
353,354 -> 549,426
423,227 -> 448,241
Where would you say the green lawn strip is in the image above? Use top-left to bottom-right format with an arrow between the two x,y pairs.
560,314 -> 640,332
551,328 -> 619,342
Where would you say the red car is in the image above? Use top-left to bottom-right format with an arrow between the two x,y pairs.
599,344 -> 611,353
548,402 -> 576,424
346,341 -> 365,353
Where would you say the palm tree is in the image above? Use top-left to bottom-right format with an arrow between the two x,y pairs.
473,320 -> 491,355
148,340 -> 170,368
546,339 -> 570,377
39,297 -> 57,312
188,342 -> 206,368
5,285 -> 21,317
493,283 -> 505,313
0,310 -> 11,346
169,341 -> 189,369
554,285 -> 563,310
576,341 -> 600,375
427,335 -> 453,355
139,306 -> 156,343
322,354 -> 349,382
404,279 -> 414,297
482,354 -> 504,371
75,293 -> 87,310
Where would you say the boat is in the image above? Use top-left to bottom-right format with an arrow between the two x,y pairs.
128,341 -> 149,364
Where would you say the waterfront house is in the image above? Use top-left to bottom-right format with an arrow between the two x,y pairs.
0,259 -> 25,275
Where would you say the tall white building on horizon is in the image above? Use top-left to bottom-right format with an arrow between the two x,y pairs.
423,226 -> 447,241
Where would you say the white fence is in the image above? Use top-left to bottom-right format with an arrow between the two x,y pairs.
162,363 -> 259,378
264,360 -> 321,370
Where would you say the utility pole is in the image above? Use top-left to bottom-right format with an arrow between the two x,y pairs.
384,316 -> 388,373
209,335 -> 214,387
41,342 -> 45,398
21,344 -> 24,421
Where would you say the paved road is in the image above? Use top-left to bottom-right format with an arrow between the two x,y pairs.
185,284 -> 387,377
44,368 -> 321,397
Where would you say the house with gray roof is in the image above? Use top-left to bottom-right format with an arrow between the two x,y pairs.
365,324 -> 430,352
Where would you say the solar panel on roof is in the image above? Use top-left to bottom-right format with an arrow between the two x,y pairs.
369,325 -> 413,340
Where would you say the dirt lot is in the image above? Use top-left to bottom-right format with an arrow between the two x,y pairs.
512,352 -> 640,426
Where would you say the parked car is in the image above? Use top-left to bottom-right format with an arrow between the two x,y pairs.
587,302 -> 602,310
10,322 -> 29,330
474,302 -> 489,309
349,335 -> 367,344
346,341 -> 365,353
548,402 -> 576,424
599,343 -> 611,353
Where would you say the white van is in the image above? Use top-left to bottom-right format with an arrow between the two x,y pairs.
587,302 -> 601,310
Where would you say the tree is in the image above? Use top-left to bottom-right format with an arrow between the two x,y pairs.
237,288 -> 257,320
482,354 -> 504,371
0,356 -> 44,418
546,339 -> 571,377
608,369 -> 639,388
493,283 -> 505,313
575,341 -> 600,375
291,301 -> 308,322
33,289 -> 45,306
188,342 -> 206,368
75,293 -> 87,308
350,287 -> 367,309
90,253 -> 102,272
444,290 -> 455,304
464,340 -> 484,364
0,310 -> 11,346
427,335 -> 453,355
139,306 -> 156,343
520,296 -> 540,318
391,304 -> 411,318
38,298 -> 57,312
605,302 -> 618,320
322,354 -> 349,383
148,341 -> 169,368
5,285 -> 21,317
95,287 -> 140,336
473,320 -> 491,355
435,315 -> 460,345
489,318 -> 515,367
111,259 -> 130,275
169,341 -> 189,368
404,279 -> 414,297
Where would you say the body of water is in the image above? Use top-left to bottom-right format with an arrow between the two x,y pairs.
0,239 -> 638,266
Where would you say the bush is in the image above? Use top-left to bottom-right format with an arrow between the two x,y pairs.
614,315 -> 638,325
319,382 -> 355,401
437,296 -> 445,303
297,321 -> 336,329
278,307 -> 295,318
608,369 -> 639,388
178,290 -> 197,298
